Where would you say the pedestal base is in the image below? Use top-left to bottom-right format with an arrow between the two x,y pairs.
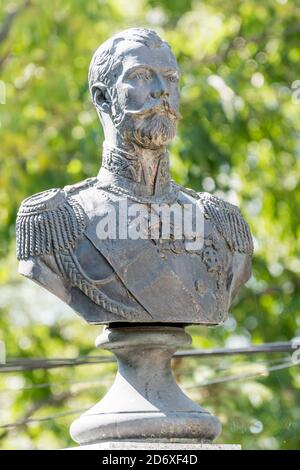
68,442 -> 240,450
70,326 -> 221,446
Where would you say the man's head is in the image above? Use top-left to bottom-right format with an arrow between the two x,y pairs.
88,28 -> 181,150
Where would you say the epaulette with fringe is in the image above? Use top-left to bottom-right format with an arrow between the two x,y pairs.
197,192 -> 253,255
172,182 -> 253,255
16,188 -> 86,260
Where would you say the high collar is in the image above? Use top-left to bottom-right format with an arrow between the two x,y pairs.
97,142 -> 171,197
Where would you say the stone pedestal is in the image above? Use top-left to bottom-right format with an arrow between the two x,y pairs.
70,325 -> 221,446
69,442 -> 241,450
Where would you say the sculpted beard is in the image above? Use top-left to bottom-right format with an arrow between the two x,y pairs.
115,103 -> 179,149
128,112 -> 177,149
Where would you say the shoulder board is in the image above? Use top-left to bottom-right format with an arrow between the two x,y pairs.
171,181 -> 199,200
197,192 -> 253,255
64,177 -> 98,195
16,188 -> 86,260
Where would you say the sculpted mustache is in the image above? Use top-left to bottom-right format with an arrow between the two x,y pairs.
124,101 -> 182,121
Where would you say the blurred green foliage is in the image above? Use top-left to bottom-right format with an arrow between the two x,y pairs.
0,0 -> 300,450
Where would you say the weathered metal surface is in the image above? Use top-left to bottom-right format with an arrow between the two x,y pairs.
16,27 -> 253,326
15,28 -> 254,446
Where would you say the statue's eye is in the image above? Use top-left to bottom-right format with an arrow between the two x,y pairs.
165,73 -> 179,83
130,70 -> 152,81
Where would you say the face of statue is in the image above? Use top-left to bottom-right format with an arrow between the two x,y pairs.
100,40 -> 181,150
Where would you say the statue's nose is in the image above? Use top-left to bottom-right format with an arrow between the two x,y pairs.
151,88 -> 169,99
150,76 -> 169,99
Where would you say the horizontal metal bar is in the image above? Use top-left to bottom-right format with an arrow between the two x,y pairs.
0,341 -> 298,373
175,342 -> 298,358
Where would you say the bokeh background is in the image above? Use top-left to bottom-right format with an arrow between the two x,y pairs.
1,0 -> 300,450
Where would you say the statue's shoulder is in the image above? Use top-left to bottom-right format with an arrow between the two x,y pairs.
15,178 -> 96,261
198,191 -> 253,255
63,177 -> 98,196
176,183 -> 253,255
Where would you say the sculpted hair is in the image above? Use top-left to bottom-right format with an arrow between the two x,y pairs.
88,28 -> 169,93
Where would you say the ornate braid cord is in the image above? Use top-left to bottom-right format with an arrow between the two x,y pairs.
58,248 -> 149,321
95,180 -> 180,205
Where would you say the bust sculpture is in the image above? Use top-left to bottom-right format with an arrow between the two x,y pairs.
16,28 -> 253,326
16,28 -> 253,447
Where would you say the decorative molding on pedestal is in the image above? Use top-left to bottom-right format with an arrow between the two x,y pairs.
70,325 -> 221,446
68,442 -> 241,450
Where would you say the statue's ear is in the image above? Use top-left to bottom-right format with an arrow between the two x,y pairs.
91,82 -> 111,113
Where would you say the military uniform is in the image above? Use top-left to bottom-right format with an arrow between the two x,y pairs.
16,177 -> 253,325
